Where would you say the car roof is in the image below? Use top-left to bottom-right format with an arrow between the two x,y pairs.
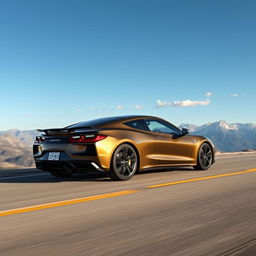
66,115 -> 156,129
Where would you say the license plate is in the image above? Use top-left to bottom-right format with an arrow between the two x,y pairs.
48,152 -> 60,161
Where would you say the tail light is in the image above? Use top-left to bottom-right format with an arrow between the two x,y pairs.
34,136 -> 45,144
69,134 -> 107,143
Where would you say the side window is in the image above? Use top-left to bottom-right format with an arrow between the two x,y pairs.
145,119 -> 180,134
124,119 -> 150,131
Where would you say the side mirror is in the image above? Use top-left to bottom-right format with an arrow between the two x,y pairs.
182,128 -> 189,135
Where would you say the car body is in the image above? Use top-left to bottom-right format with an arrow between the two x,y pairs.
33,115 -> 215,180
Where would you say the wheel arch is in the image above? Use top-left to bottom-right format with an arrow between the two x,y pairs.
200,140 -> 215,163
110,141 -> 141,172
194,140 -> 215,167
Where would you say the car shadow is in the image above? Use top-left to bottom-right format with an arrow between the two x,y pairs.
138,166 -> 194,175
0,170 -> 109,183
0,167 -> 196,183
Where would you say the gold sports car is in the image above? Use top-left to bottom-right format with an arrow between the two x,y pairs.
33,115 -> 215,180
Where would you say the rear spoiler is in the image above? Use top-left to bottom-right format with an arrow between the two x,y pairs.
37,129 -> 69,135
37,127 -> 98,135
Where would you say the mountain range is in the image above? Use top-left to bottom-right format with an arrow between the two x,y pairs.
0,133 -> 36,169
179,121 -> 256,152
0,120 -> 256,168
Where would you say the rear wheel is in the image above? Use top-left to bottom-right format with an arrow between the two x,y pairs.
109,144 -> 138,181
193,143 -> 213,170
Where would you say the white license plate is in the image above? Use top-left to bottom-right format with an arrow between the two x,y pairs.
48,152 -> 60,161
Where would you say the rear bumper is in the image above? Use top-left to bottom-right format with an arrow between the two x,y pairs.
35,160 -> 105,173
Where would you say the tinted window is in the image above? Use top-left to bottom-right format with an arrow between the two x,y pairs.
66,116 -> 138,129
145,119 -> 181,134
125,119 -> 150,131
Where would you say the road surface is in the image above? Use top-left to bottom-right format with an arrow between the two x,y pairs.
0,153 -> 255,256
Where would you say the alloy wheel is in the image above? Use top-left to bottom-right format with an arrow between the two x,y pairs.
198,143 -> 213,169
110,144 -> 138,180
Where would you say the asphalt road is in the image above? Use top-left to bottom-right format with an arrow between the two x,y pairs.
0,153 -> 255,256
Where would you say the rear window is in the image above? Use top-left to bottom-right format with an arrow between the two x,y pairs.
66,117 -> 122,129
66,116 -> 143,129
124,119 -> 150,131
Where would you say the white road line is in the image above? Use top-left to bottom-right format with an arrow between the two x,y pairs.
0,173 -> 49,180
216,154 -> 256,159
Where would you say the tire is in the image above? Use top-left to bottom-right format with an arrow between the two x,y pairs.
193,143 -> 213,170
109,143 -> 138,181
48,170 -> 73,178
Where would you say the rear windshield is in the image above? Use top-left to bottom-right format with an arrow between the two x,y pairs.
66,116 -> 124,129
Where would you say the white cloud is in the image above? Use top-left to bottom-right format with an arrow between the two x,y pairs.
171,99 -> 210,107
135,104 -> 144,109
156,100 -> 171,108
116,105 -> 124,110
230,93 -> 238,97
156,99 -> 210,108
205,92 -> 214,97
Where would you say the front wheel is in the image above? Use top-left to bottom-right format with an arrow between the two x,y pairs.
193,143 -> 213,170
109,144 -> 138,181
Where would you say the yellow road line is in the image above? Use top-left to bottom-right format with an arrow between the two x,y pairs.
147,168 -> 256,188
1,169 -> 255,217
0,190 -> 138,217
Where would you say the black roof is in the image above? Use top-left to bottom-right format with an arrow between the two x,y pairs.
65,115 -> 154,129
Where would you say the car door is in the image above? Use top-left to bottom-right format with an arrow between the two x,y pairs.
124,119 -> 159,168
144,119 -> 197,166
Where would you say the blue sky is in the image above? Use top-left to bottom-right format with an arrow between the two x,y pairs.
0,0 -> 255,130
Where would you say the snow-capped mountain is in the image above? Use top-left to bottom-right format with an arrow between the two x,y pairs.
179,121 -> 256,152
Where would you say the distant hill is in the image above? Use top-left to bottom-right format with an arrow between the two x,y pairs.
0,130 -> 39,169
0,129 -> 39,147
0,133 -> 35,169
